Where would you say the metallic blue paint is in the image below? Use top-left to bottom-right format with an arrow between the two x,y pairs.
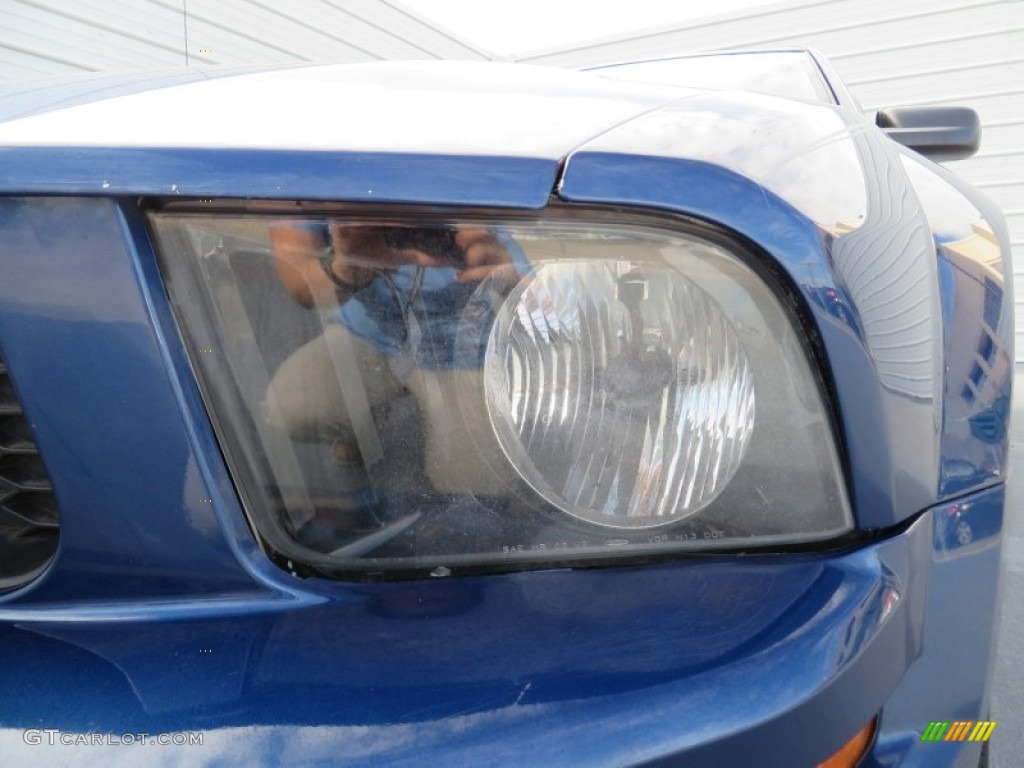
0,148 -> 559,208
899,150 -> 1015,498
0,197 -> 264,604
0,485 -> 1002,766
865,486 -> 1003,768
0,57 -> 1011,766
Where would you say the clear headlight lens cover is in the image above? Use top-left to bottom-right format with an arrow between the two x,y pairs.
486,261 -> 755,528
152,209 -> 851,578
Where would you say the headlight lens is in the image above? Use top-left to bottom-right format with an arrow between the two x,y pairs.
485,261 -> 755,528
151,208 -> 851,578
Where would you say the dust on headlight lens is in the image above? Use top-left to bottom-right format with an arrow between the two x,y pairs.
486,261 -> 755,528
151,209 -> 852,578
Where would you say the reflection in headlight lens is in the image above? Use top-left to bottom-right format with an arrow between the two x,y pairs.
152,210 -> 853,578
485,261 -> 755,528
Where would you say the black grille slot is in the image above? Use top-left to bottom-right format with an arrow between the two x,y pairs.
0,359 -> 59,590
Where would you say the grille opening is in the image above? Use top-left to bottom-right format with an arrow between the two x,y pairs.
0,360 -> 59,591
0,378 -> 19,412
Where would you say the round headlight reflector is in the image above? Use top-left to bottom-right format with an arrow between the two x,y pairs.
485,260 -> 755,528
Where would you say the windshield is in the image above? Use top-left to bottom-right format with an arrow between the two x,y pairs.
589,52 -> 835,105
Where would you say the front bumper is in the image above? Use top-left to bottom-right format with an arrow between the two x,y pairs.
0,484 -> 1003,767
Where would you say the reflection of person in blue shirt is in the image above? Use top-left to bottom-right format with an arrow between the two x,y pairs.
263,221 -> 524,480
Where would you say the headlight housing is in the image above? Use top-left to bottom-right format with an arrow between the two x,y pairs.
151,206 -> 851,579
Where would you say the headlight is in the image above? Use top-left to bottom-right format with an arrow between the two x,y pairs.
484,261 -> 755,528
151,207 -> 851,579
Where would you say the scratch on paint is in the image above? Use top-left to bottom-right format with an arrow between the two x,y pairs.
515,681 -> 532,705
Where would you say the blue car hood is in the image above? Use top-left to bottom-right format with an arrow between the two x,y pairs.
0,61 -> 692,157
0,60 -> 863,212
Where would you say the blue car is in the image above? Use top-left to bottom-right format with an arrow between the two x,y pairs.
0,50 -> 1012,766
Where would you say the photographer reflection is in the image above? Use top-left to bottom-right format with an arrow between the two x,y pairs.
262,220 -> 524,500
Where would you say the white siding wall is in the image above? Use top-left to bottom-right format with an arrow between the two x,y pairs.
520,0 -> 1024,362
0,0 -> 489,81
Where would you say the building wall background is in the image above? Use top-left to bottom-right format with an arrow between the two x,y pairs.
1,0 -> 1021,359
518,0 -> 1024,363
0,0 -> 487,81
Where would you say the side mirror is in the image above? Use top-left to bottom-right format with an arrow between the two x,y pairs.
876,106 -> 980,161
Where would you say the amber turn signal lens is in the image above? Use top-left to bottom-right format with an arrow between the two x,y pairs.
818,718 -> 876,768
